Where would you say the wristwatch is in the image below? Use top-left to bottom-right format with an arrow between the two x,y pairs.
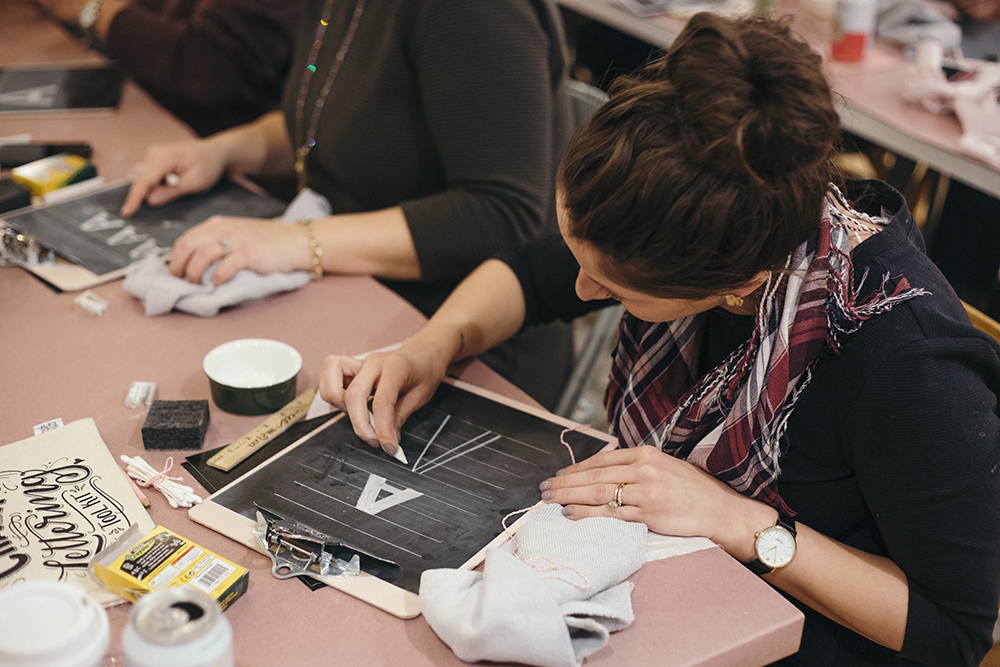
79,0 -> 106,32
748,511 -> 797,576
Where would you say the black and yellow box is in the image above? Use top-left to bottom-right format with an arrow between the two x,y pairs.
92,524 -> 249,610
10,152 -> 96,196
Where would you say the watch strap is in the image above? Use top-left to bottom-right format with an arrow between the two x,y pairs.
776,512 -> 797,537
746,554 -> 773,576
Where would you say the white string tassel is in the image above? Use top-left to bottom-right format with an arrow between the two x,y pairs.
121,455 -> 203,508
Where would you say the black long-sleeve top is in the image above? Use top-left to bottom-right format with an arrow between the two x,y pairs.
281,0 -> 571,317
497,180 -> 1000,667
105,0 -> 302,136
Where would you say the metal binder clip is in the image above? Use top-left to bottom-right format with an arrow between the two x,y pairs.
252,506 -> 400,583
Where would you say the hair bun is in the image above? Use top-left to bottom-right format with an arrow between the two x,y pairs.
665,13 -> 839,184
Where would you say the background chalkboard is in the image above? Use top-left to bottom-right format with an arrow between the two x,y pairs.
200,382 -> 614,595
1,180 -> 286,277
0,66 -> 124,114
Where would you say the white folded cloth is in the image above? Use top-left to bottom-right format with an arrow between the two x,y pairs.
123,255 -> 311,317
419,504 -> 648,667
877,0 -> 961,52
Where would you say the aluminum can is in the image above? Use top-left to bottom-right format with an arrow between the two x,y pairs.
831,0 -> 877,61
0,580 -> 110,667
121,587 -> 233,667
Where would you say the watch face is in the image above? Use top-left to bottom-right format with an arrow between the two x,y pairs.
756,525 -> 796,569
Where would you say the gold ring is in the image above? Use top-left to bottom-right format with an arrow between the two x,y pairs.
608,482 -> 626,509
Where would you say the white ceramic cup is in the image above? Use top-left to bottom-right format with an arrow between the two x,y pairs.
0,580 -> 110,667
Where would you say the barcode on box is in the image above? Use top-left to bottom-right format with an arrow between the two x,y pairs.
190,559 -> 236,594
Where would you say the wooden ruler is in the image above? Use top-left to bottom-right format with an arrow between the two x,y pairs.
207,389 -> 316,472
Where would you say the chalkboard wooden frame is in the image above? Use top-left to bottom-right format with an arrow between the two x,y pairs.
188,378 -> 617,618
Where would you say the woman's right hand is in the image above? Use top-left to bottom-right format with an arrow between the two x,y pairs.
319,335 -> 458,459
120,138 -> 229,217
320,258 -> 524,460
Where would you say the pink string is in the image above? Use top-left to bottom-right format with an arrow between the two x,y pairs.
559,425 -> 586,465
135,456 -> 182,491
498,426 -> 593,590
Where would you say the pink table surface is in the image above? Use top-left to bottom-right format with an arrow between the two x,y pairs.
0,1 -> 195,182
0,267 -> 803,667
0,3 -> 803,664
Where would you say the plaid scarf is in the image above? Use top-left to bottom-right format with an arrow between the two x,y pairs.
604,185 -> 928,514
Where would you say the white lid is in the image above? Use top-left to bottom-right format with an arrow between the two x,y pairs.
0,580 -> 110,667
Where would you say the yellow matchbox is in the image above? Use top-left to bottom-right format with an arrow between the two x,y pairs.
92,524 -> 248,610
10,153 -> 97,196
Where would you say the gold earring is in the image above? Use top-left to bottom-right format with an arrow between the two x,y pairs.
725,294 -> 743,307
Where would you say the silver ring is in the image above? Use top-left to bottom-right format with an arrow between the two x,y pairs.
219,237 -> 232,256
608,482 -> 625,509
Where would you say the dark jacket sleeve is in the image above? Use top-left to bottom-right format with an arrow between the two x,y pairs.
105,0 -> 301,135
847,323 -> 1000,666
495,234 -> 616,326
400,0 -> 569,282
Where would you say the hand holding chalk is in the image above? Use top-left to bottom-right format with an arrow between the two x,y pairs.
370,410 -> 408,464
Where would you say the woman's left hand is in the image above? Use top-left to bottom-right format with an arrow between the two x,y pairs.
169,216 -> 313,284
540,445 -> 771,561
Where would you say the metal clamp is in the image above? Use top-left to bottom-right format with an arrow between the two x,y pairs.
254,508 -> 362,580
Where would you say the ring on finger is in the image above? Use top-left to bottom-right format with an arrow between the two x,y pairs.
219,237 -> 232,256
608,482 -> 626,509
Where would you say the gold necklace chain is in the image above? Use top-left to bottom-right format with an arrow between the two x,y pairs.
293,0 -> 367,191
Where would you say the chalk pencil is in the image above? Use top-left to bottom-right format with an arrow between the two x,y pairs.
120,467 -> 150,507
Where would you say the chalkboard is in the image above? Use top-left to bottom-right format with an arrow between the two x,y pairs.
0,66 -> 124,115
188,379 -> 616,617
182,413 -> 339,495
1,180 -> 286,281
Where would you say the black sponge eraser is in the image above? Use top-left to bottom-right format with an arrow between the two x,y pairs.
141,400 -> 210,451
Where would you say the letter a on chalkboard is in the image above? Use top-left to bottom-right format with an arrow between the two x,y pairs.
355,474 -> 422,516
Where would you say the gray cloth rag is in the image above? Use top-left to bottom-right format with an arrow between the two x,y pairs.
878,0 -> 962,52
122,254 -> 311,317
122,186 -> 331,317
419,504 -> 648,667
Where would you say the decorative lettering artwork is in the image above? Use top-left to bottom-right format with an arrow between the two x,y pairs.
191,380 -> 617,602
0,419 -> 154,606
0,180 -> 286,279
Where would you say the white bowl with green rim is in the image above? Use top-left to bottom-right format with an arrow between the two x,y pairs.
203,339 -> 301,415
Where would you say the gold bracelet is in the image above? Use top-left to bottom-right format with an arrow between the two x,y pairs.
298,219 -> 323,281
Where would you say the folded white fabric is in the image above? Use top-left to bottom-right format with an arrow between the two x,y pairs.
877,0 -> 961,53
419,503 -> 647,667
123,255 -> 311,317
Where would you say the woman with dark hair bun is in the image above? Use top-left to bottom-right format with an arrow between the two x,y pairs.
321,13 -> 1000,666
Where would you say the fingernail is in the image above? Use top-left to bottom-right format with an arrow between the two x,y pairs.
555,469 -> 566,477
541,490 -> 554,500
539,480 -> 551,491
336,402 -> 347,412
365,438 -> 380,449
562,506 -> 574,516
